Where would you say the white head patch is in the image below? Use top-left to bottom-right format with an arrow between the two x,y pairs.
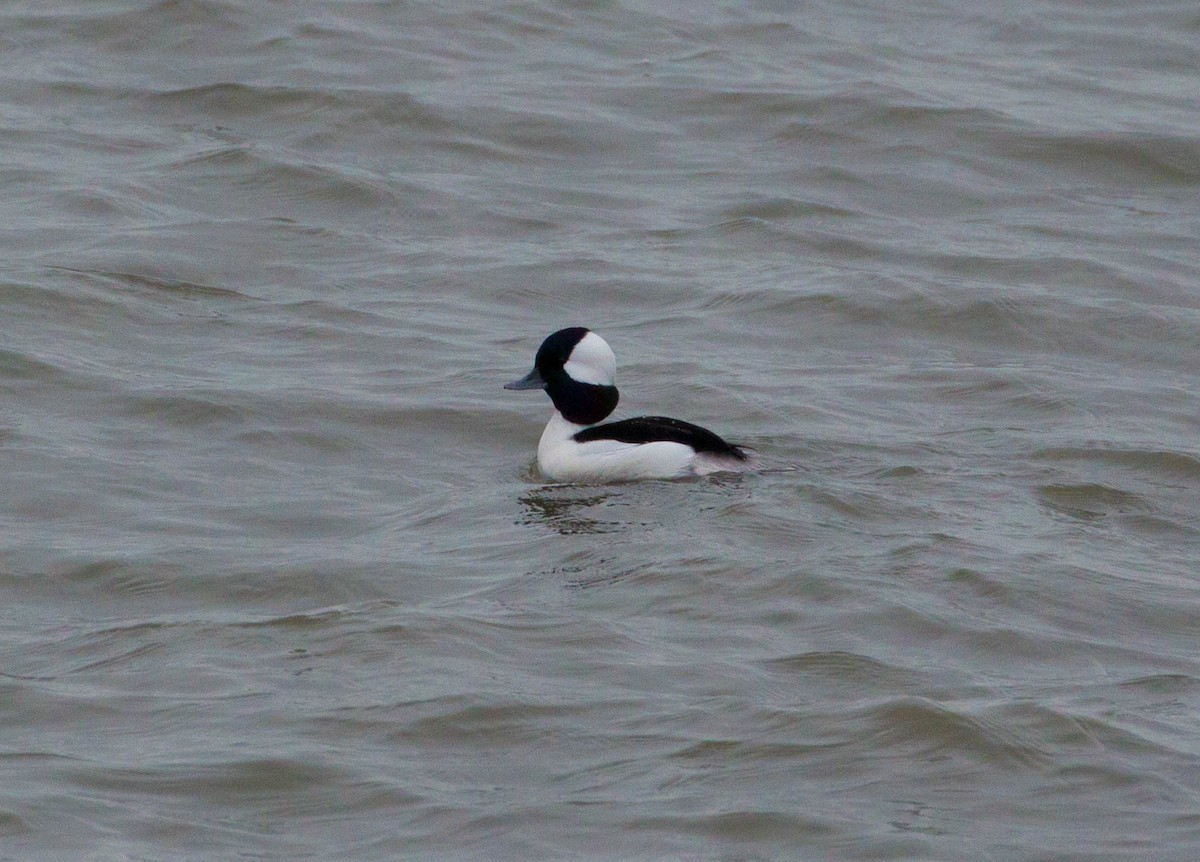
563,331 -> 617,386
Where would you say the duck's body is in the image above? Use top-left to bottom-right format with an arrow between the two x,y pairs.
506,327 -> 753,482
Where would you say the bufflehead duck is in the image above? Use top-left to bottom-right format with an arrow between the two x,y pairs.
505,327 -> 754,482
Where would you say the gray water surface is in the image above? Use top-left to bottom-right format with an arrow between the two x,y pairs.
3,1 -> 1200,859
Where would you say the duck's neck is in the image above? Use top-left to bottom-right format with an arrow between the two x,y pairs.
544,377 -> 618,425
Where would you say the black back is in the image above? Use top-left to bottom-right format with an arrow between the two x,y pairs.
573,415 -> 748,460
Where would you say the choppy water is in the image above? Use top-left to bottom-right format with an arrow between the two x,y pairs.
3,0 -> 1200,859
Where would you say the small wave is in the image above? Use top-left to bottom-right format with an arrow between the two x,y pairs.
626,810 -> 833,841
397,700 -> 588,746
47,265 -> 253,305
170,144 -> 402,210
1002,130 -> 1200,185
759,650 -> 927,691
859,697 -> 1051,769
120,391 -> 247,427
0,808 -> 29,838
0,347 -> 68,383
1034,446 -> 1200,481
719,197 -> 857,221
1036,482 -> 1149,520
1116,673 -> 1200,695
147,82 -> 341,119
68,756 -> 345,797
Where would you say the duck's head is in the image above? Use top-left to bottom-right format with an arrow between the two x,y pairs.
505,327 -> 619,425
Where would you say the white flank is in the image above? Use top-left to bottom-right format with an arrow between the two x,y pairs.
536,411 -> 744,482
693,449 -> 757,475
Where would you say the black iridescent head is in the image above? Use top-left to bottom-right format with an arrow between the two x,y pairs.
504,327 -> 619,425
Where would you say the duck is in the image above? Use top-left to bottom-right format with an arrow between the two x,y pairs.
505,327 -> 754,482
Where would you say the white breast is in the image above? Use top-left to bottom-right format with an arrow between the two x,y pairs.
536,411 -> 696,482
